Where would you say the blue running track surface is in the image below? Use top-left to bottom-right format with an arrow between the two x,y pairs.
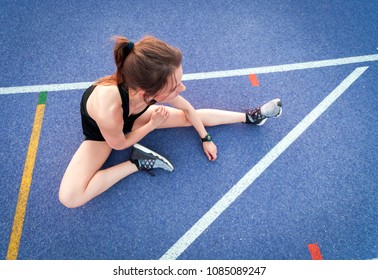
1,0 -> 377,260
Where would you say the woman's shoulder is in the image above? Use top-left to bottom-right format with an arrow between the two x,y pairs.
91,85 -> 121,104
87,85 -> 122,120
94,84 -> 119,95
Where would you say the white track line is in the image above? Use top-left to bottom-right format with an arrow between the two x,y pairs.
183,54 -> 377,80
160,66 -> 369,260
0,54 -> 377,95
0,82 -> 92,95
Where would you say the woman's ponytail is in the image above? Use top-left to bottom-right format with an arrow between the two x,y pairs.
113,36 -> 134,85
95,35 -> 182,99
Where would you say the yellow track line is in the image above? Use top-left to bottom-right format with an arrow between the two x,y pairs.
6,92 -> 47,260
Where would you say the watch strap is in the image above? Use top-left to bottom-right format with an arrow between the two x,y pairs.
201,134 -> 212,142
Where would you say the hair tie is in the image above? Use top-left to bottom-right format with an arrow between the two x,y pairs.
127,41 -> 134,50
123,41 -> 134,58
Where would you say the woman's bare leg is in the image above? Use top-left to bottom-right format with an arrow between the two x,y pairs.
133,98 -> 282,129
59,141 -> 138,208
133,106 -> 245,130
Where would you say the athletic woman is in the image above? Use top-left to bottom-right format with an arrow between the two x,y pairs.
59,35 -> 282,208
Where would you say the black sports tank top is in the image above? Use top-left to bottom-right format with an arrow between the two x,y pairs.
80,85 -> 150,141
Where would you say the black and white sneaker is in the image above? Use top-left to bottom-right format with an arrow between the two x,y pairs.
130,143 -> 174,176
246,98 -> 282,126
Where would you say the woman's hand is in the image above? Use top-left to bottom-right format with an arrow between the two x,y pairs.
203,141 -> 217,161
148,106 -> 169,128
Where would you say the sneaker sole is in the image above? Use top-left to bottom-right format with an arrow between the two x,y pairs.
133,143 -> 174,171
256,98 -> 282,126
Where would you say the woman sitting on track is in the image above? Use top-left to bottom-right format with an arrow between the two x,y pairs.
59,35 -> 282,208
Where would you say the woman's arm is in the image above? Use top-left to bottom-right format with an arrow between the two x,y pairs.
98,106 -> 169,150
167,95 -> 217,160
89,87 -> 169,150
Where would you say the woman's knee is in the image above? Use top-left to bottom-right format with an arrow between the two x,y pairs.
58,183 -> 84,208
58,141 -> 111,208
160,107 -> 190,128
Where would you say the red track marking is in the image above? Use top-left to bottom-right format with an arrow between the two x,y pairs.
308,243 -> 323,260
248,74 -> 260,87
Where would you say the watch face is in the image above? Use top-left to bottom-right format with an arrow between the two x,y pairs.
202,134 -> 212,142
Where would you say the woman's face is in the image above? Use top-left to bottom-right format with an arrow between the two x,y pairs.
153,65 -> 186,103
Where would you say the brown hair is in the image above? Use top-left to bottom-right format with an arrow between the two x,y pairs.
95,35 -> 182,101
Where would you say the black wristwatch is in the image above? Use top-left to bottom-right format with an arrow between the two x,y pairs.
201,134 -> 212,142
